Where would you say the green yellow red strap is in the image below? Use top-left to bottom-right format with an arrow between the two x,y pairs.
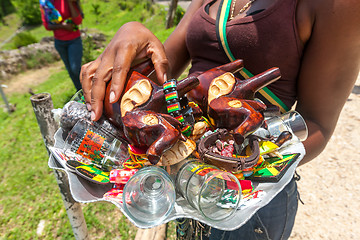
215,0 -> 289,113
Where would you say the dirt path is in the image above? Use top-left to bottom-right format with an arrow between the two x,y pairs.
290,74 -> 360,239
1,61 -> 63,95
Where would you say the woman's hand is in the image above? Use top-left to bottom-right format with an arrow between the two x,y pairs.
61,22 -> 74,31
80,22 -> 169,121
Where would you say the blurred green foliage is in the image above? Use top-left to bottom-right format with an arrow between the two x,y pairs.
11,0 -> 42,25
0,0 -> 15,23
12,31 -> 37,48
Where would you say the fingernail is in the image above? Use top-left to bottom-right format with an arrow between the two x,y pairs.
109,91 -> 116,103
86,103 -> 91,111
163,73 -> 167,82
91,111 -> 96,121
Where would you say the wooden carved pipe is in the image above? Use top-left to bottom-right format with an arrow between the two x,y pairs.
189,64 -> 281,114
227,67 -> 281,100
187,60 -> 244,111
102,58 -> 159,127
104,70 -> 199,128
122,109 -> 186,165
274,131 -> 293,146
207,67 -> 281,107
208,97 -> 267,144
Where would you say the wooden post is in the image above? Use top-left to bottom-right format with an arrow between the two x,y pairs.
0,85 -> 13,113
166,0 -> 178,29
30,93 -> 89,240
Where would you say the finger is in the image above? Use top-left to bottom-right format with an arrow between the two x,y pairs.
147,42 -> 168,84
90,73 -> 106,121
80,61 -> 98,110
90,53 -> 116,121
109,47 -> 137,103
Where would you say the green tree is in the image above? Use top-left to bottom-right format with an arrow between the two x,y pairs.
0,0 -> 15,24
11,0 -> 41,25
91,3 -> 101,24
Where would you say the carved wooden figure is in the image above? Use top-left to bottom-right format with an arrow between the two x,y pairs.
104,71 -> 199,127
122,109 -> 187,165
187,60 -> 244,111
104,71 -> 199,128
187,60 -> 281,113
226,67 -> 281,100
208,97 -> 267,144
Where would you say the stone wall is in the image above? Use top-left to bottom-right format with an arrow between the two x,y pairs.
0,39 -> 59,79
0,32 -> 106,80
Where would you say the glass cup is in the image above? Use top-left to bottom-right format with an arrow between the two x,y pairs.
175,159 -> 219,196
176,160 -> 242,221
264,110 -> 308,141
64,119 -> 129,169
101,137 -> 130,170
122,166 -> 176,227
69,89 -> 86,104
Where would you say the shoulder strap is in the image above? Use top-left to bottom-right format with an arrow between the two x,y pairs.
215,0 -> 289,113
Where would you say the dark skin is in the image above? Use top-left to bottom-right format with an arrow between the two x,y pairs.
46,0 -> 80,31
80,0 -> 360,165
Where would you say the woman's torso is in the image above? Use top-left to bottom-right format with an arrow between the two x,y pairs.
186,0 -> 304,109
53,0 -> 81,40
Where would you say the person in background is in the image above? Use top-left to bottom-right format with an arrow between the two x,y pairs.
80,0 -> 360,239
40,0 -> 83,91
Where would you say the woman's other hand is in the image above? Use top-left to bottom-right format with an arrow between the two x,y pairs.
80,22 -> 168,121
61,21 -> 74,31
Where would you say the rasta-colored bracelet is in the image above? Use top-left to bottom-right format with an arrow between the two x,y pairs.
163,79 -> 194,136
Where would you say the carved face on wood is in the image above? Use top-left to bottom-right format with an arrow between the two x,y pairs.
208,97 -> 267,144
187,60 -> 244,112
122,109 -> 185,165
187,60 -> 280,115
121,79 -> 153,117
208,72 -> 236,105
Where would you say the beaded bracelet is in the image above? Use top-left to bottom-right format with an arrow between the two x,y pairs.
163,79 -> 194,136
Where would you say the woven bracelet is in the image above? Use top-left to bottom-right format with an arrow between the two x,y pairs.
163,79 -> 194,136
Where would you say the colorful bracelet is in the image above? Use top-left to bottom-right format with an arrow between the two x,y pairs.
163,79 -> 194,136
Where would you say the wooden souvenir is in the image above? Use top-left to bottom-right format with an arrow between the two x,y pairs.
187,60 -> 281,113
208,97 -> 267,144
187,60 -> 244,111
104,71 -> 199,128
226,67 -> 281,100
159,138 -> 196,166
190,121 -> 208,141
121,109 -> 187,165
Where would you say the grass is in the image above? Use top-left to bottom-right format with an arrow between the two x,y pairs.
0,14 -> 20,41
0,69 -> 148,239
0,71 -> 77,239
0,1 -> 185,239
1,0 -> 177,51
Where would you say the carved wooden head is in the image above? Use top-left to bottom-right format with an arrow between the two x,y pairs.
208,97 -> 267,144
